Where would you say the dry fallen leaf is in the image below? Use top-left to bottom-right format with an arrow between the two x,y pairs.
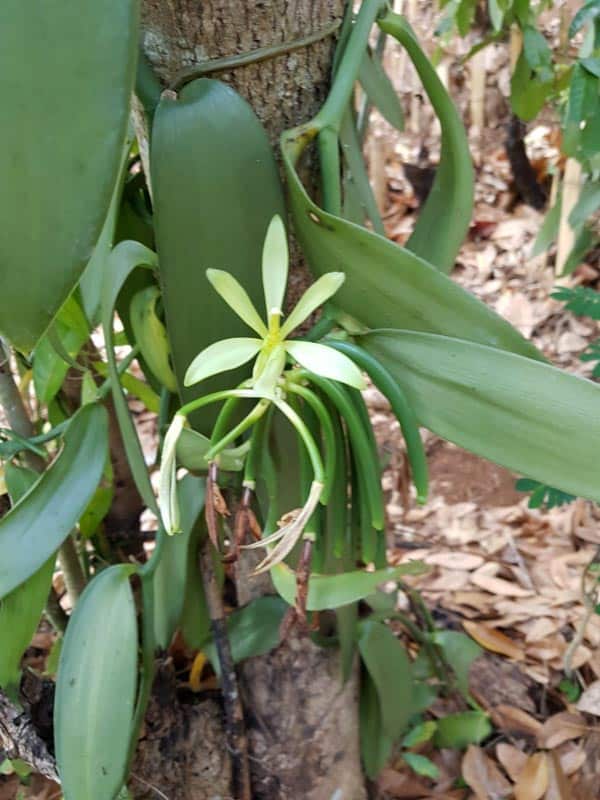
545,750 -> 572,800
496,742 -> 528,783
463,620 -> 524,660
462,745 -> 512,800
514,752 -> 549,800
491,705 -> 543,738
538,712 -> 587,749
471,572 -> 535,597
576,680 -> 600,716
558,743 -> 587,776
425,552 -> 484,570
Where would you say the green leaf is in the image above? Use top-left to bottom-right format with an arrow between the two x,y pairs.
204,596 -> 287,673
403,752 -> 439,779
0,466 -> 54,698
153,475 -> 205,649
55,564 -> 138,800
0,404 -> 108,600
285,341 -> 366,389
101,240 -> 159,514
262,215 -> 288,315
429,630 -> 482,697
522,26 -> 554,83
511,51 -> 552,121
151,79 -> 285,434
515,478 -> 576,509
569,181 -> 600,229
0,0 -> 139,352
358,50 -> 405,130
360,670 -> 394,779
176,427 -> 246,473
80,130 -> 135,327
184,338 -> 262,388
531,191 -> 561,257
271,561 -> 428,611
358,620 -> 414,739
570,0 -> 600,37
339,109 -> 385,235
33,295 -> 90,405
551,285 -> 600,319
488,0 -> 505,32
378,14 -> 474,273
402,720 -> 437,748
129,285 -> 178,392
456,0 -> 477,35
283,140 -> 540,361
434,711 -> 491,748
362,330 -> 600,503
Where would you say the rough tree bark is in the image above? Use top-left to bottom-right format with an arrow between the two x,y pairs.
131,3 -> 368,799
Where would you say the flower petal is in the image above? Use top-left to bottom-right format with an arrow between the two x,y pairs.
253,343 -> 286,396
184,338 -> 262,387
280,272 -> 345,338
159,414 -> 185,534
262,215 -> 288,315
285,341 -> 366,389
252,481 -> 323,574
206,269 -> 267,336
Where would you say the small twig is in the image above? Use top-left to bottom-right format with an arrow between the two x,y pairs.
200,538 -> 251,800
565,546 -> 600,679
0,688 -> 58,782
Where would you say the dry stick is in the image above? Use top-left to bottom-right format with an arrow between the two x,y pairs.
0,342 -> 86,610
202,482 -> 251,800
0,687 -> 59,783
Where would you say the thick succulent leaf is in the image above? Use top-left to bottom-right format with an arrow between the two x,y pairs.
151,78 -> 285,433
378,12 -> 473,272
0,403 -> 108,600
262,215 -> 289,315
280,273 -> 345,338
33,295 -> 89,405
80,128 -> 135,326
55,564 -> 138,800
358,620 -> 414,740
360,670 -> 393,779
204,596 -> 287,673
285,341 -> 366,389
153,475 -> 205,649
359,50 -> 405,131
184,338 -> 262,387
0,0 -> 139,352
363,330 -> 600,502
271,561 -> 427,610
206,270 -> 267,337
176,428 -> 246,473
282,137 -> 541,362
0,466 -> 54,697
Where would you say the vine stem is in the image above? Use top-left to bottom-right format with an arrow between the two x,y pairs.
200,537 -> 252,800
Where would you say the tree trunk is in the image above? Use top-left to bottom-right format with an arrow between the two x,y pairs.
132,4 -> 368,799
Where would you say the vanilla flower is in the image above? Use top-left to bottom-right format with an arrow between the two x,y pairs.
184,215 -> 365,395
